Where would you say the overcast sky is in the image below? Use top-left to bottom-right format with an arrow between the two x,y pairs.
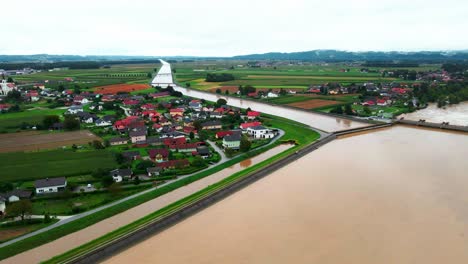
2,0 -> 467,56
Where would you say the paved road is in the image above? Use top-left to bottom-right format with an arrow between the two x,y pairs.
0,129 -> 285,248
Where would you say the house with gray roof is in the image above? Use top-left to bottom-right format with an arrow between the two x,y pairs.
34,177 -> 67,194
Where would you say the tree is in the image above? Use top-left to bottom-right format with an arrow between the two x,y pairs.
215,88 -> 221,94
344,104 -> 353,115
92,140 -> 105,149
189,131 -> 195,140
198,130 -> 208,141
6,200 -> 32,222
240,136 -> 251,152
216,98 -> 227,107
279,88 -> 287,96
193,120 -> 202,132
63,115 -> 80,131
0,182 -> 14,193
185,82 -> 191,88
101,175 -> 114,187
134,176 -> 141,185
191,156 -> 205,167
43,115 -> 60,129
115,153 -> 125,164
225,90 -> 230,95
330,105 -> 343,114
7,77 -> 14,83
6,90 -> 22,103
363,106 -> 372,115
136,160 -> 154,170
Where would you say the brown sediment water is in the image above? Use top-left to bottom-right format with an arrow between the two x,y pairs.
0,144 -> 292,264
399,102 -> 468,126
173,86 -> 369,132
104,126 -> 468,264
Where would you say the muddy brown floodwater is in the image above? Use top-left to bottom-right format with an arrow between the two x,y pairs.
0,144 -> 292,264
104,125 -> 468,264
399,102 -> 468,126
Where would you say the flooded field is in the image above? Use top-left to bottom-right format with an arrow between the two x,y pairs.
173,86 -> 369,132
104,126 -> 468,264
0,144 -> 292,264
399,102 -> 468,126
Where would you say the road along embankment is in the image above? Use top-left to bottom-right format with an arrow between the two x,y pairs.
50,135 -> 336,264
396,119 -> 468,133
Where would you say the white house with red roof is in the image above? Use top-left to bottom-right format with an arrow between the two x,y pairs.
240,121 -> 262,130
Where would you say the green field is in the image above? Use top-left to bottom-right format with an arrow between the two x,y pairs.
0,150 -> 117,183
0,109 -> 66,132
173,60 -> 437,90
13,63 -> 155,90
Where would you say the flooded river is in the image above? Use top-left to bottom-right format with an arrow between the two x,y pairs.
399,102 -> 468,126
0,145 -> 292,264
104,125 -> 468,264
173,87 -> 369,132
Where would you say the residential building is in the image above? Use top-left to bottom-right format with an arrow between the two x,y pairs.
109,137 -> 128,146
129,130 -> 147,143
147,167 -> 162,177
110,168 -> 133,182
223,133 -> 242,149
202,120 -> 222,130
35,177 -> 67,194
247,125 -> 275,139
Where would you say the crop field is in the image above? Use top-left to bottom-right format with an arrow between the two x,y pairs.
0,130 -> 101,153
0,149 -> 117,182
173,60 -> 435,90
93,83 -> 151,94
209,86 -> 305,94
266,94 -> 358,104
0,109 -> 66,132
287,99 -> 341,109
13,63 -> 155,89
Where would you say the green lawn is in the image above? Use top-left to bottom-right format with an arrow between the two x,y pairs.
0,109 -> 66,132
0,150 -> 117,183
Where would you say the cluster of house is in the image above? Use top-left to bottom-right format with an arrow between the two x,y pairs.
0,177 -> 67,216
308,83 -> 349,95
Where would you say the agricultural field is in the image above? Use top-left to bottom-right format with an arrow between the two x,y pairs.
173,60 -> 437,90
93,83 -> 151,94
12,63 -> 156,90
264,94 -> 359,110
287,99 -> 341,109
0,109 -> 66,133
0,130 -> 101,153
0,149 -> 117,183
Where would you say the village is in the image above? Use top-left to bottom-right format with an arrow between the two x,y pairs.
0,81 -> 280,221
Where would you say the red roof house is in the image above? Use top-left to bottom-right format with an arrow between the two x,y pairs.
240,121 -> 262,130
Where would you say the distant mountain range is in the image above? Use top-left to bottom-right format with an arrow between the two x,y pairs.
1,50 -> 468,63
